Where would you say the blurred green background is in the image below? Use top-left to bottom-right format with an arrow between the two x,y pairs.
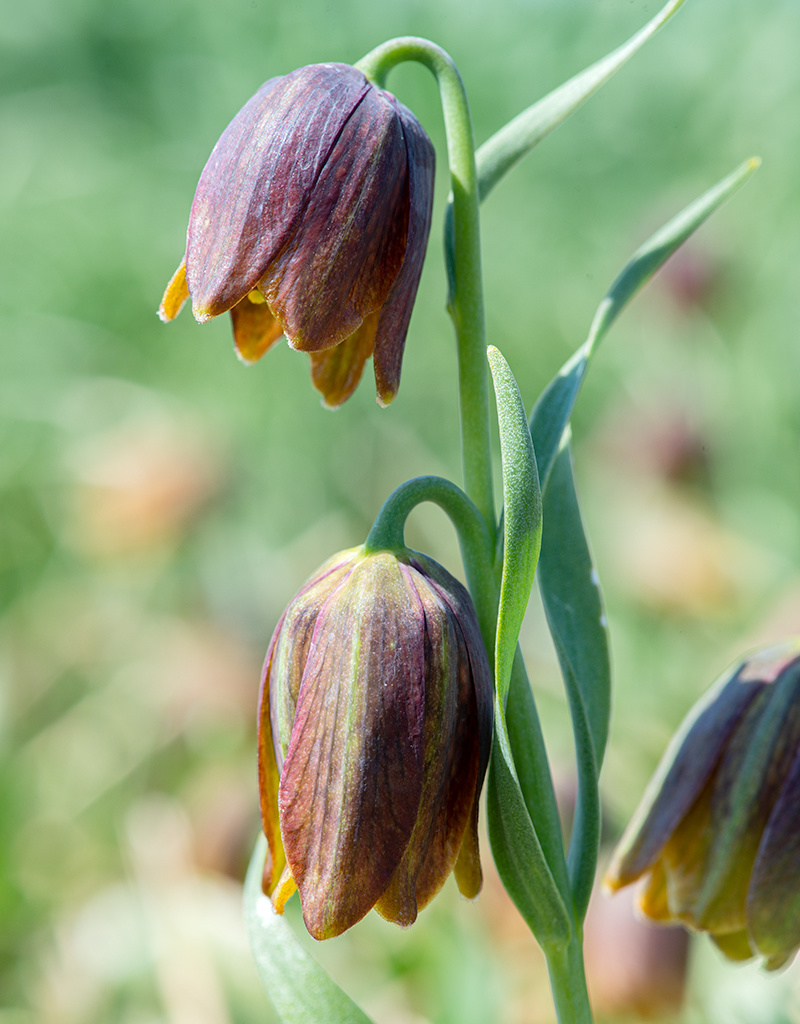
2,0 -> 800,1020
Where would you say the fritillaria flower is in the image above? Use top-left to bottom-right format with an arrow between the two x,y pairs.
605,640 -> 800,970
257,546 -> 493,940
159,63 -> 435,408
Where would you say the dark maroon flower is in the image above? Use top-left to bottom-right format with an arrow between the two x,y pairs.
257,546 -> 493,940
159,63 -> 434,407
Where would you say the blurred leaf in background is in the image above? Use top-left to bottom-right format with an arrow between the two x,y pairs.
2,0 -> 800,1021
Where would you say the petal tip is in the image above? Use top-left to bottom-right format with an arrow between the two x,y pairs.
192,306 -> 215,324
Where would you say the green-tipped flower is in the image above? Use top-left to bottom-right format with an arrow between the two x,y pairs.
159,63 -> 434,408
605,640 -> 800,970
257,546 -> 493,940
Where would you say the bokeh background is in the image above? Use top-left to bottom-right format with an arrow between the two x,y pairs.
2,0 -> 800,1020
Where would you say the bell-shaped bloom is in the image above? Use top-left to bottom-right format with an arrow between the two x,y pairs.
159,63 -> 435,408
257,546 -> 493,940
605,640 -> 800,970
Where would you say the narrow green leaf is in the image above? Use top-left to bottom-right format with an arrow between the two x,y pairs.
476,0 -> 687,203
538,441 -> 609,921
487,345 -> 541,704
487,724 -> 572,947
505,649 -> 572,901
445,0 -> 687,292
244,835 -> 375,1024
530,157 -> 760,488
486,345 -> 571,946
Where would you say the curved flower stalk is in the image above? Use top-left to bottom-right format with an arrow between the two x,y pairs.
258,545 -> 493,940
160,63 -> 434,407
606,640 -> 800,971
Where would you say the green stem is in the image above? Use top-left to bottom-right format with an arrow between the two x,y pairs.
545,935 -> 594,1024
364,475 -> 497,654
357,39 -> 495,535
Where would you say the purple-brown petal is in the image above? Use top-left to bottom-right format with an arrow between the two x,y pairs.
261,85 -> 409,353
267,549 -> 361,768
187,66 -> 369,320
258,547 -> 362,902
373,97 -> 435,407
403,553 -> 492,902
278,555 -> 426,939
414,618 -> 482,907
373,572 -> 461,925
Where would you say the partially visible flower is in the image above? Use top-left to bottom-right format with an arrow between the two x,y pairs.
257,546 -> 493,940
159,63 -> 435,408
605,640 -> 800,970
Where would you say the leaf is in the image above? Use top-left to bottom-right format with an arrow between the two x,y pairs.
487,345 -> 541,705
504,649 -> 572,901
538,440 -> 609,921
485,346 -> 571,945
476,0 -> 688,202
529,157 -> 760,489
244,835 -> 375,1024
487,722 -> 572,947
444,0 -> 688,294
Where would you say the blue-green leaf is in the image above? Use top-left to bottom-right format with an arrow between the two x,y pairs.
504,649 -> 572,901
245,836 -> 375,1024
487,721 -> 572,947
486,345 -> 571,946
476,0 -> 687,203
530,157 -> 760,488
538,440 -> 609,921
487,345 -> 541,705
445,0 -> 688,293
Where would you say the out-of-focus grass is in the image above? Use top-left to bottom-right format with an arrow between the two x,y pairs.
2,0 -> 800,1021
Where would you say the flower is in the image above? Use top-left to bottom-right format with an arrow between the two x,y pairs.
257,545 -> 493,940
159,63 -> 435,408
605,639 -> 800,970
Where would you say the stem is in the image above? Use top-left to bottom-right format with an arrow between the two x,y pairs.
364,475 -> 497,654
545,935 -> 595,1024
357,39 -> 495,535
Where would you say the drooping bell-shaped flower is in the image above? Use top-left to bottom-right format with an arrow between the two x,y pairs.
159,63 -> 435,408
605,640 -> 800,970
257,546 -> 493,940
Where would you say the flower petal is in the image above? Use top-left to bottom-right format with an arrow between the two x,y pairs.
408,553 -> 492,902
268,549 -> 361,767
262,85 -> 409,352
230,293 -> 285,363
414,621 -> 481,908
373,97 -> 435,406
187,67 -> 369,319
258,620 -> 289,898
279,555 -> 426,939
637,859 -> 673,922
308,312 -> 378,408
605,662 -> 766,890
747,740 -> 800,964
373,570 -> 462,925
691,667 -> 800,933
158,259 -> 190,322
710,929 -> 755,962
